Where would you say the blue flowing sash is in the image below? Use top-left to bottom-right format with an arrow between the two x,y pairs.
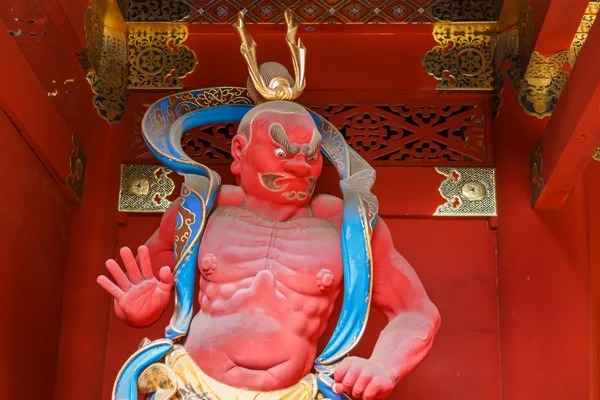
112,88 -> 378,400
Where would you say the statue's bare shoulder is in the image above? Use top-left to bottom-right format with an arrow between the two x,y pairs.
310,194 -> 343,225
215,184 -> 246,207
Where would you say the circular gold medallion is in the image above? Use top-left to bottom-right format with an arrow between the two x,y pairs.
461,181 -> 486,201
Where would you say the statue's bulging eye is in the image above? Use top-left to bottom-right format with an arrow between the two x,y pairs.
274,148 -> 286,158
307,154 -> 318,162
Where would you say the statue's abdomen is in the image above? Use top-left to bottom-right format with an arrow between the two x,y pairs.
183,206 -> 343,390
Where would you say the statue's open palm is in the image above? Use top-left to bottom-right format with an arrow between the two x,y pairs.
97,245 -> 173,327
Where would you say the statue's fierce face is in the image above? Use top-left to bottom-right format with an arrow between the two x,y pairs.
231,105 -> 323,205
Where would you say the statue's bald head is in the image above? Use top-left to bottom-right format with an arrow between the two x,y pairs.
236,100 -> 313,146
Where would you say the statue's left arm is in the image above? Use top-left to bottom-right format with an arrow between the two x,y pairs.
333,217 -> 441,399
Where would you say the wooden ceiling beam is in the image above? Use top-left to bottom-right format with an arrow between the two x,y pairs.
532,19 -> 600,209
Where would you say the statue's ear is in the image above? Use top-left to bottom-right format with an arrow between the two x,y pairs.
230,135 -> 247,176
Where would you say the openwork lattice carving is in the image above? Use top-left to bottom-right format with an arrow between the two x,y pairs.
434,167 -> 496,216
423,24 -> 495,91
181,122 -> 240,162
313,104 -> 488,165
128,25 -> 197,89
142,101 -> 490,166
119,164 -> 176,212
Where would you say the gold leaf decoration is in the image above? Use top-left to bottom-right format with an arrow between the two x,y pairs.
83,0 -> 129,123
128,24 -> 197,89
434,167 -> 497,216
119,164 -> 175,212
570,2 -> 599,64
507,51 -> 570,119
423,24 -> 495,91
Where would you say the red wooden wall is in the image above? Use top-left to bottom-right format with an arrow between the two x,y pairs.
0,109 -> 74,399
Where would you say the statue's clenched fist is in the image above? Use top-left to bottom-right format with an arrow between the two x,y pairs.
333,357 -> 394,400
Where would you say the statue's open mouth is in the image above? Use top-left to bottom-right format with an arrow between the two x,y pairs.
260,173 -> 287,191
259,173 -> 316,194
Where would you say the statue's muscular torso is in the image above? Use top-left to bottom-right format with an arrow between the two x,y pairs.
185,202 -> 343,391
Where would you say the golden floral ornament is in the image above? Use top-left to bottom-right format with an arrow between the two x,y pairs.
423,24 -> 495,91
83,0 -> 129,123
128,24 -> 197,89
86,30 -> 129,123
83,0 -> 198,122
434,167 -> 497,216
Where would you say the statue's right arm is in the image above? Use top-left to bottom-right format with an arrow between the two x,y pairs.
98,185 -> 245,328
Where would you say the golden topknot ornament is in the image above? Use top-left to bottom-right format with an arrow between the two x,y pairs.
233,10 -> 306,102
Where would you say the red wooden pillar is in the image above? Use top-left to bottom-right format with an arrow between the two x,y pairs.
585,161 -> 600,398
533,20 -> 600,209
529,0 -> 589,56
494,83 -> 590,399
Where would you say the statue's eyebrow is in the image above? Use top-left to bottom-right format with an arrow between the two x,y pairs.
269,123 -> 300,155
302,129 -> 322,157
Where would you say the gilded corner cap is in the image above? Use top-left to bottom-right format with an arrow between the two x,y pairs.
423,24 -> 496,91
119,164 -> 175,212
434,167 -> 497,216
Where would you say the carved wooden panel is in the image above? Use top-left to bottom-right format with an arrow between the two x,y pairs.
312,103 -> 488,165
130,101 -> 490,167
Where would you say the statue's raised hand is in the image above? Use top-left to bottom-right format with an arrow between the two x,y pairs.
97,246 -> 173,327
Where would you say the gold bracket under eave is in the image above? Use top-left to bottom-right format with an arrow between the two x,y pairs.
82,0 -> 198,124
